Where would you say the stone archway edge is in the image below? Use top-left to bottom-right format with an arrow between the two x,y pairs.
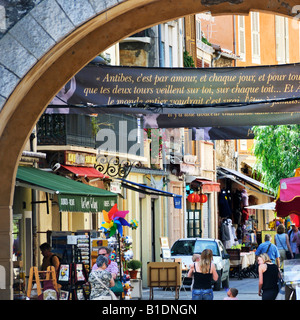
0,0 -> 299,300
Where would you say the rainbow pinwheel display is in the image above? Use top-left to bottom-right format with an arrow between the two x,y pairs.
100,204 -> 130,237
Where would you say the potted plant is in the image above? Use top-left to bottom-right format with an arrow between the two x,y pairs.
127,259 -> 142,279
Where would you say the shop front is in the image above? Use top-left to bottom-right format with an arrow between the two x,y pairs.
185,177 -> 220,239
217,166 -> 275,280
13,166 -> 117,299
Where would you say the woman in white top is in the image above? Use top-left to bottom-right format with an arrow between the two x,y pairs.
275,224 -> 293,269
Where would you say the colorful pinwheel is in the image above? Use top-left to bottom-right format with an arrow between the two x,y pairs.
100,204 -> 130,237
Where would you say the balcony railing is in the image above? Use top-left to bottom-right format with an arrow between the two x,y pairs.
37,114 -> 95,148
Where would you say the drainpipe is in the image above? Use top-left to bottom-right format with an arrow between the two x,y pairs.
158,24 -> 164,67
233,15 -> 237,67
30,130 -> 38,267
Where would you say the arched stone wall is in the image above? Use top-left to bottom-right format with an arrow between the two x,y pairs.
0,0 -> 298,299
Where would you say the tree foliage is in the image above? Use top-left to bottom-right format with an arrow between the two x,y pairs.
252,125 -> 300,195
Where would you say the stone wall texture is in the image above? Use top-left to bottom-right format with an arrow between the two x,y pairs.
0,0 -> 122,111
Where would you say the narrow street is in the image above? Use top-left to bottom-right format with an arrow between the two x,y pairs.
140,277 -> 260,300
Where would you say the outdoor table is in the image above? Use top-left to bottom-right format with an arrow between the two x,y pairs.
230,251 -> 255,270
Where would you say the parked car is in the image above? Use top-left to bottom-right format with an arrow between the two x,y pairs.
170,238 -> 230,291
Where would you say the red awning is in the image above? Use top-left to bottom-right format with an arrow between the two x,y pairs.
193,179 -> 221,193
60,165 -> 105,178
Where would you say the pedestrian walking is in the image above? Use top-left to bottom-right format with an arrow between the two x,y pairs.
187,249 -> 218,300
275,224 -> 293,268
258,253 -> 280,300
288,224 -> 300,258
255,234 -> 280,268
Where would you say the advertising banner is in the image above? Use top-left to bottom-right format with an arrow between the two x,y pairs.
47,64 -> 300,129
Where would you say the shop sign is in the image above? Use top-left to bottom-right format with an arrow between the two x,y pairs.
110,181 -> 122,194
173,196 -> 182,209
65,151 -> 96,167
58,194 -> 116,212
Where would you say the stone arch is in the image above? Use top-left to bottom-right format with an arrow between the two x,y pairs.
0,0 -> 298,299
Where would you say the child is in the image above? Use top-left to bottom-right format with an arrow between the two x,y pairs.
189,254 -> 201,290
191,253 -> 200,264
224,288 -> 238,300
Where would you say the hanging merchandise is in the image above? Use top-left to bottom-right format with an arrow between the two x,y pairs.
242,208 -> 249,223
222,219 -> 237,249
75,263 -> 88,284
241,189 -> 249,207
100,203 -> 130,237
218,190 -> 232,218
58,264 -> 71,285
122,273 -> 133,300
130,220 -> 139,230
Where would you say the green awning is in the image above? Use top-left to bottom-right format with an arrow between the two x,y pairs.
16,166 -> 117,212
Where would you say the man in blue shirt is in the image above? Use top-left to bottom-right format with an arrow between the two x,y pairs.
255,234 -> 280,267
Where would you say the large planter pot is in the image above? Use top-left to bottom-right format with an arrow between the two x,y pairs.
129,270 -> 138,279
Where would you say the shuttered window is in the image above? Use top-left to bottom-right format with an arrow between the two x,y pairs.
251,12 -> 260,64
196,20 -> 202,42
275,15 -> 289,64
238,16 -> 246,61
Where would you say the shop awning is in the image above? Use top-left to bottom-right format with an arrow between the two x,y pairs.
276,176 -> 300,218
217,166 -> 273,195
119,178 -> 182,208
191,179 -> 220,193
245,202 -> 275,210
119,178 -> 182,198
16,166 -> 117,212
60,165 -> 107,178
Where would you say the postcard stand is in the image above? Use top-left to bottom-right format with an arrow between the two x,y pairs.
57,245 -> 89,300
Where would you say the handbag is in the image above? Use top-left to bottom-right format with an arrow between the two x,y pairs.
92,272 -> 118,300
286,251 -> 292,260
111,277 -> 124,294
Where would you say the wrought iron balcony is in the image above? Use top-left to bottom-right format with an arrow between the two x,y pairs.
37,114 -> 95,148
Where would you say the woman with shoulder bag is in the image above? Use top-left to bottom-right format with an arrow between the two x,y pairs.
88,255 -> 116,300
275,224 -> 293,269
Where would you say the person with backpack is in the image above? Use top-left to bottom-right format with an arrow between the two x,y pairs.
40,242 -> 60,273
255,234 -> 280,268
